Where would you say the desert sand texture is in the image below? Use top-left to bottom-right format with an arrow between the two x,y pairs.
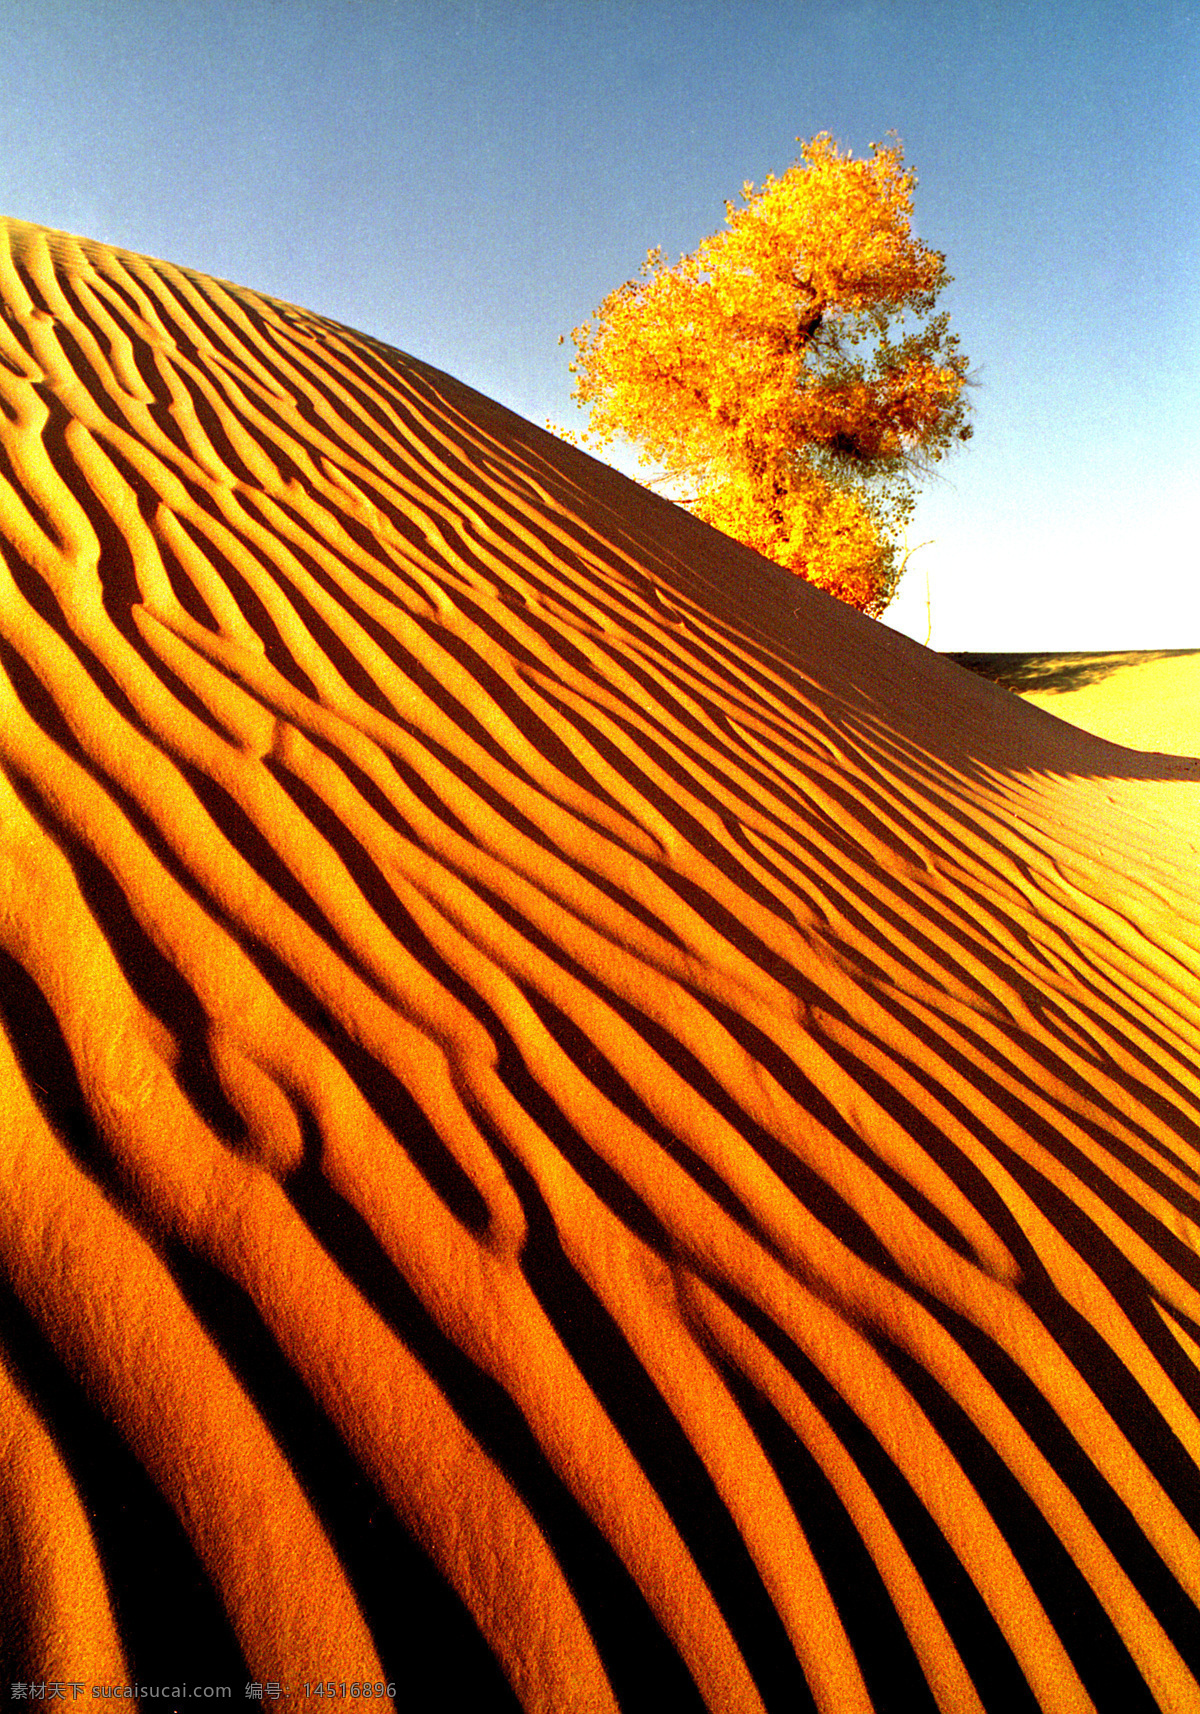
2,218 -> 1200,1711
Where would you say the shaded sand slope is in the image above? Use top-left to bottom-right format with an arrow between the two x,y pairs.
2,219 -> 1200,1710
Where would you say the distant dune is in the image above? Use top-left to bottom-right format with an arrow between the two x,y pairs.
2,219 -> 1200,1710
951,651 -> 1200,757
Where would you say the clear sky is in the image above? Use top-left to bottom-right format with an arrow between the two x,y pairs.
2,0 -> 1196,649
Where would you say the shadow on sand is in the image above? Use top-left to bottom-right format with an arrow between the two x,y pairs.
946,649 -> 1200,696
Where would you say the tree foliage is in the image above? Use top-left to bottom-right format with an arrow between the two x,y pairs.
565,133 -> 972,616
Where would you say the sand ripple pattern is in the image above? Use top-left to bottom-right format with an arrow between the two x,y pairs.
2,218 -> 1200,1710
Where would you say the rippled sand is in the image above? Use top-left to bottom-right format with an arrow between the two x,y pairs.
2,218 -> 1200,1710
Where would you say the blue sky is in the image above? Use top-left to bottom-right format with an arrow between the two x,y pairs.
2,0 -> 1196,648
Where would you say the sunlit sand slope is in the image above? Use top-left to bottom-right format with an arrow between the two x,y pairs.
3,218 -> 1200,1711
1021,654 -> 1200,757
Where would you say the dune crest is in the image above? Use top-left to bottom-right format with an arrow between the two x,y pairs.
2,217 -> 1200,1709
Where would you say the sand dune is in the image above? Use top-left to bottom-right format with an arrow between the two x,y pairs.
952,652 -> 1200,758
1019,654 -> 1200,757
1,218 -> 1199,1709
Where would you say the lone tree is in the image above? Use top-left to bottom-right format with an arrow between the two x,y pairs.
565,133 -> 972,616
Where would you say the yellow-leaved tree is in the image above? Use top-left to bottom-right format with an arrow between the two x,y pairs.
564,133 -> 972,616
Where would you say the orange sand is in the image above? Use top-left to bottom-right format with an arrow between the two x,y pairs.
1,218 -> 1199,1710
